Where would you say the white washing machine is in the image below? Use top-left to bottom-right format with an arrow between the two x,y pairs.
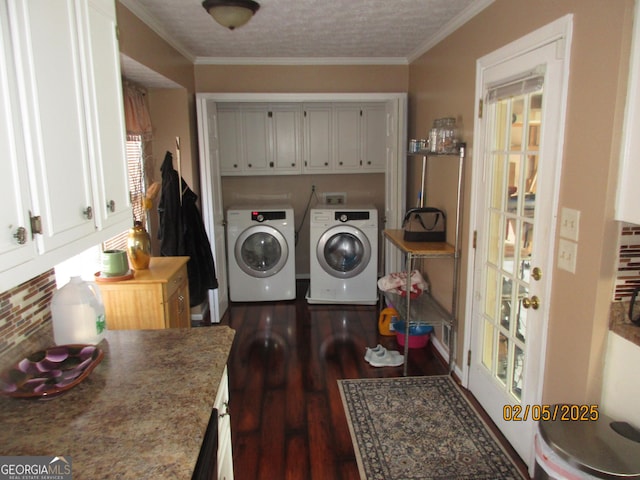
308,205 -> 378,305
226,206 -> 296,302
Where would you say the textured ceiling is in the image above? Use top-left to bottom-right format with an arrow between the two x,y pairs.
119,0 -> 493,64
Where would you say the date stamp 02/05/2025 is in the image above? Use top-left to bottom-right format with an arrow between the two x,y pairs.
503,404 -> 599,422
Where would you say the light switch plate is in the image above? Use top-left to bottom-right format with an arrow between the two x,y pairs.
560,207 -> 580,241
558,238 -> 578,273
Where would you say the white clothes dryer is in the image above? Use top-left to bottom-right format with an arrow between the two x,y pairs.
307,206 -> 378,305
226,206 -> 296,302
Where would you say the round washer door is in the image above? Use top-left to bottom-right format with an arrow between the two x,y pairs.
316,225 -> 371,279
235,225 -> 289,278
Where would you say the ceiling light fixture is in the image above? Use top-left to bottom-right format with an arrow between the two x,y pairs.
202,0 -> 260,30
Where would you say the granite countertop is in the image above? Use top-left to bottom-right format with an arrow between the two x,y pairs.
0,326 -> 235,479
610,301 -> 640,347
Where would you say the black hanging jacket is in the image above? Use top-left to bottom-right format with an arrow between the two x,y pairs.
158,151 -> 218,307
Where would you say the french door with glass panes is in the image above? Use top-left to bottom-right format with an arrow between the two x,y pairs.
467,27 -> 570,471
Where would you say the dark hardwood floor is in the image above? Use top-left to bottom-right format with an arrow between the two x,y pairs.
219,280 -> 529,479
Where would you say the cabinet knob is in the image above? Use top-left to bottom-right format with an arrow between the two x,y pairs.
83,206 -> 93,220
291,163 -> 295,167
107,200 -> 115,212
178,294 -> 185,314
13,227 -> 27,245
248,163 -> 252,168
324,162 -> 328,166
233,164 -> 238,168
269,161 -> 274,167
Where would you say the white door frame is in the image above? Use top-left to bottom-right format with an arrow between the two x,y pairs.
196,92 -> 407,322
462,15 -> 573,473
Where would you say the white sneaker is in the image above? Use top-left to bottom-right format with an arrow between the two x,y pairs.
364,344 -> 384,362
368,348 -> 404,367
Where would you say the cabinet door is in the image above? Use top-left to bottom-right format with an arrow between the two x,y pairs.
241,105 -> 270,174
0,3 -> 37,274
166,264 -> 190,328
214,367 -> 234,480
361,103 -> 387,172
9,0 -> 96,253
217,106 -> 243,175
83,0 -> 130,231
270,104 -> 301,174
99,283 -> 166,330
303,104 -> 333,173
333,105 -> 361,171
167,282 -> 190,328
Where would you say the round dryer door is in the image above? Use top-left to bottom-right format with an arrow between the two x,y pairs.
235,225 -> 289,278
316,225 -> 371,279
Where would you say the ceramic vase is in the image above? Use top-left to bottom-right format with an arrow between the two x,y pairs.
127,221 -> 151,270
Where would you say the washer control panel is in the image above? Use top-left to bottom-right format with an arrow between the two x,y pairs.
252,210 -> 286,222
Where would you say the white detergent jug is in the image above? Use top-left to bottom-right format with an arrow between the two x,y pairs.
51,276 -> 107,345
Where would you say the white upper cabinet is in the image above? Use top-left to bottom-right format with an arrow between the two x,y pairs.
217,103 -> 302,176
361,103 -> 387,171
0,0 -> 129,291
217,102 -> 386,176
302,102 -> 386,174
10,0 -> 97,253
217,107 -> 242,174
270,104 -> 302,174
303,103 -> 333,172
0,2 -> 37,274
83,0 -> 130,231
617,0 -> 640,225
334,104 -> 362,171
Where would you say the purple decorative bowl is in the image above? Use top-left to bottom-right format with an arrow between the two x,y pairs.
0,345 -> 104,399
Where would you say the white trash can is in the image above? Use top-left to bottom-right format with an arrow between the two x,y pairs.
534,409 -> 640,479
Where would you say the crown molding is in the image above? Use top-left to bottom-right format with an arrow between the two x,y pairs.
193,56 -> 409,66
407,0 -> 495,63
118,0 -> 196,63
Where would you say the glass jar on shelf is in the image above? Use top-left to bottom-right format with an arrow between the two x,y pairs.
437,117 -> 457,153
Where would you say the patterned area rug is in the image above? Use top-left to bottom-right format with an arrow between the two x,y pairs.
338,375 -> 524,480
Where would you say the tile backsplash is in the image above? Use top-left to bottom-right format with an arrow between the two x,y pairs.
0,269 -> 56,357
615,223 -> 640,301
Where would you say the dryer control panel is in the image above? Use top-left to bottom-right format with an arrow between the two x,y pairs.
335,211 -> 370,222
252,210 -> 286,222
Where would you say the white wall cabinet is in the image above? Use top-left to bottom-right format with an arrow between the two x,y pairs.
361,103 -> 387,172
301,102 -> 386,174
218,102 -> 386,176
0,1 -> 37,275
617,0 -> 640,224
217,103 -> 302,176
84,0 -> 131,231
302,103 -> 333,172
0,0 -> 129,292
214,366 -> 234,480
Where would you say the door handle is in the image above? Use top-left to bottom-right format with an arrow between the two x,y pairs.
531,267 -> 542,281
522,296 -> 540,310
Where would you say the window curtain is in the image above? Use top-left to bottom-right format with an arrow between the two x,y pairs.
123,81 -> 153,139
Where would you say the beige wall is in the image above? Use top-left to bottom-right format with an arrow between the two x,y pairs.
116,2 -> 194,91
408,0 -> 633,404
116,1 -> 199,200
117,1 -> 204,264
195,64 -> 408,93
